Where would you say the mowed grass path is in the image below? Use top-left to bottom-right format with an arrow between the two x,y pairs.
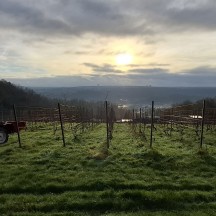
0,123 -> 216,215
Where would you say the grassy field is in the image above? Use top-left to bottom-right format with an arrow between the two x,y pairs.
0,123 -> 216,216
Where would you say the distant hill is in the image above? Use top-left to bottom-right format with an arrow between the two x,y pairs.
2,80 -> 216,112
32,86 -> 216,107
0,80 -> 52,109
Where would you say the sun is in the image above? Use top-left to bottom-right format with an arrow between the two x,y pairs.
115,53 -> 133,65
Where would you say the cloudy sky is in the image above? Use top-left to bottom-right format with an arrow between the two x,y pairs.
0,0 -> 216,87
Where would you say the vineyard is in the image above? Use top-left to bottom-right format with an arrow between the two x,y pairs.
1,100 -> 216,150
0,101 -> 216,215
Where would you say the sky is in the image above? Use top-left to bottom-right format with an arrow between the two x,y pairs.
0,0 -> 216,87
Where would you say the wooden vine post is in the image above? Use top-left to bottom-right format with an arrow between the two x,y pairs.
200,100 -> 206,149
105,101 -> 109,149
58,103 -> 66,147
13,104 -> 21,148
150,101 -> 154,148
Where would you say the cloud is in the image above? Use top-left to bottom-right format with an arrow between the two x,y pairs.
129,68 -> 169,75
83,62 -> 170,75
1,0 -> 216,86
83,63 -> 100,69
64,50 -> 93,55
128,63 -> 170,68
0,0 -> 71,36
166,3 -> 216,31
1,0 -> 215,39
125,66 -> 216,86
122,0 -> 216,32
0,0 -> 153,37
7,66 -> 216,87
180,66 -> 216,76
83,63 -> 123,74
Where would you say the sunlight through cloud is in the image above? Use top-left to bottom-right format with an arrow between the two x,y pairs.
115,53 -> 133,65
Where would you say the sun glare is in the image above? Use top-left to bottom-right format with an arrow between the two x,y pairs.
116,53 -> 133,65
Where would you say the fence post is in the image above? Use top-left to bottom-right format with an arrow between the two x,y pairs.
105,101 -> 109,149
139,108 -> 142,133
58,103 -> 66,147
200,100 -> 206,149
13,104 -> 21,148
150,101 -> 154,148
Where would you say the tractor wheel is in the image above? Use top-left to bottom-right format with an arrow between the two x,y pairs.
0,128 -> 8,144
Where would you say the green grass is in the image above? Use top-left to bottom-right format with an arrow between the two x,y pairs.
0,123 -> 216,216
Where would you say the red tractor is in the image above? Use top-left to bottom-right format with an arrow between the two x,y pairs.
0,121 -> 26,144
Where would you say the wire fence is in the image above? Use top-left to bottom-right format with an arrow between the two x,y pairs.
0,101 -> 116,148
130,100 -> 216,149
1,100 -> 216,150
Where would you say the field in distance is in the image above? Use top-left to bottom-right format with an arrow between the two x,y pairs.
0,123 -> 216,216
